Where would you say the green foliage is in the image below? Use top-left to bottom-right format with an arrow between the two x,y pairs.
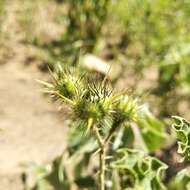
111,0 -> 190,65
23,114 -> 190,190
137,112 -> 167,152
172,116 -> 190,161
24,126 -> 97,190
169,169 -> 190,190
109,0 -> 190,100
111,148 -> 168,190
110,108 -> 167,153
46,0 -> 110,64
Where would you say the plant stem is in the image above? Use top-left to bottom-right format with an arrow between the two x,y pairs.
93,127 -> 106,190
94,126 -> 118,190
105,126 -> 119,145
99,146 -> 106,190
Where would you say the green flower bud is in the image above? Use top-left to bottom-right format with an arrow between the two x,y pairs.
73,97 -> 110,124
54,75 -> 79,99
112,95 -> 139,127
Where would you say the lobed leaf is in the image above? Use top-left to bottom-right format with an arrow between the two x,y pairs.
111,148 -> 168,190
172,116 -> 190,161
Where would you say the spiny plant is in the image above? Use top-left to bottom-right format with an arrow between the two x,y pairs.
25,65 -> 190,190
36,66 -> 166,190
39,66 -> 141,190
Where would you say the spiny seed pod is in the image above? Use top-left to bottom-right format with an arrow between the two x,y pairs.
72,82 -> 113,125
73,98 -> 109,122
38,67 -> 83,104
112,95 -> 139,128
54,74 -> 80,99
52,68 -> 83,100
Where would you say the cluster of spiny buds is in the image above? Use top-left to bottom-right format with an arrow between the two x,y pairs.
39,66 -> 141,133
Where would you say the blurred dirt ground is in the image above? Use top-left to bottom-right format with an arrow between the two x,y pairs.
0,1 -> 67,189
0,52 -> 67,190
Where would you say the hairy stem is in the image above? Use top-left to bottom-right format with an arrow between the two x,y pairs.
94,126 -> 119,190
99,146 -> 106,190
93,127 -> 105,190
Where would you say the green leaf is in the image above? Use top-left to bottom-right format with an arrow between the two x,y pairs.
111,148 -> 168,190
169,169 -> 190,190
172,116 -> 190,161
137,112 -> 167,152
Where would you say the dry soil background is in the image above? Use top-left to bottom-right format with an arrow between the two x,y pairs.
0,48 -> 66,190
0,1 -> 67,189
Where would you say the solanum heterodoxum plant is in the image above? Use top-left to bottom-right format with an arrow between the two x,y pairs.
39,66 -> 168,190
39,66 -> 140,190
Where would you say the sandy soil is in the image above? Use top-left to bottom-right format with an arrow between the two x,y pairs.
0,0 -> 69,188
0,52 -> 66,190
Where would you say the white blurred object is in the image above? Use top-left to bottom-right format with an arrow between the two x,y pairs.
82,54 -> 121,80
